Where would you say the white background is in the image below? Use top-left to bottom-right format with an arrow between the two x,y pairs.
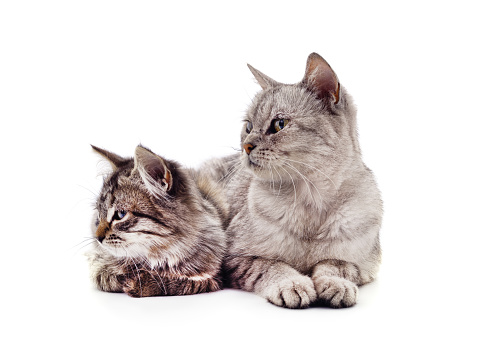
1,1 -> 478,358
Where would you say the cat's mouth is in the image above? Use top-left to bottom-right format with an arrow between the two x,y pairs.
249,158 -> 259,167
102,234 -> 127,249
244,152 -> 272,175
102,239 -> 132,257
246,156 -> 262,170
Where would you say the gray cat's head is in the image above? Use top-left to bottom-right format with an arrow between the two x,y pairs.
91,145 -> 199,266
241,53 -> 359,185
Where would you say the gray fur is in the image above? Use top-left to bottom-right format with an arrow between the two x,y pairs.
87,145 -> 227,297
222,53 -> 382,308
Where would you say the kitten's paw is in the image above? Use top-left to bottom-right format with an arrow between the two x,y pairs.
264,275 -> 317,309
314,276 -> 358,308
122,271 -> 161,298
122,277 -> 142,298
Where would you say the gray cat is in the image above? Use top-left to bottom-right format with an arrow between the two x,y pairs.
87,145 -> 227,297
221,53 -> 383,308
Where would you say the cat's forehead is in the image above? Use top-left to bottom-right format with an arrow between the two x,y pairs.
248,85 -> 315,122
99,167 -> 131,196
99,170 -> 148,208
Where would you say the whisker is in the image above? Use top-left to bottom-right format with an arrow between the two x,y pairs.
217,159 -> 242,183
69,237 -> 96,257
284,163 -> 314,202
281,165 -> 297,209
122,244 -> 143,297
71,237 -> 96,249
136,249 -> 165,294
284,163 -> 324,209
223,161 -> 243,183
221,161 -> 245,189
206,159 -> 242,191
268,164 -> 275,192
76,184 -> 100,198
283,158 -> 338,190
143,252 -> 167,295
201,160 -> 243,202
273,165 -> 283,198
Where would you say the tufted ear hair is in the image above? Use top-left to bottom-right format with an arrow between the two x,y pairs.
247,63 -> 280,90
91,145 -> 129,170
134,145 -> 173,198
301,53 -> 340,104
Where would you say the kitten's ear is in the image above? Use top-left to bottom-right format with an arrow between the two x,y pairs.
134,146 -> 173,197
247,64 -> 280,90
91,145 -> 128,170
302,53 -> 340,104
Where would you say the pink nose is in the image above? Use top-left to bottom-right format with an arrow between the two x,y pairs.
243,143 -> 255,155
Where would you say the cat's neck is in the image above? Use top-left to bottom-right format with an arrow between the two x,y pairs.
247,177 -> 330,238
251,175 -> 336,212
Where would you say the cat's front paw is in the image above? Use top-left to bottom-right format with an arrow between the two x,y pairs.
264,275 -> 317,309
313,276 -> 358,308
122,271 -> 163,298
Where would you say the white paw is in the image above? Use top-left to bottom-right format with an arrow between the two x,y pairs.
264,275 -> 317,309
314,276 -> 358,308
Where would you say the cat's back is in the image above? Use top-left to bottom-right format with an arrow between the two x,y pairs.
196,154 -> 240,185
336,159 -> 383,219
190,167 -> 231,229
195,153 -> 247,222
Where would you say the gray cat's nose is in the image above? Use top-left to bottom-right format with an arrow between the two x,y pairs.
97,235 -> 105,243
244,143 -> 256,155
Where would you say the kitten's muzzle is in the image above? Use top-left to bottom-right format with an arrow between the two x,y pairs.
243,143 -> 256,155
96,220 -> 110,243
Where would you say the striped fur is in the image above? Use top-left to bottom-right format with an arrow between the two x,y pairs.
87,145 -> 227,297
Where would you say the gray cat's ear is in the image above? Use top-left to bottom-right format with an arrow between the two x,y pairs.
302,53 -> 340,104
247,64 -> 280,90
91,145 -> 128,170
134,145 -> 173,197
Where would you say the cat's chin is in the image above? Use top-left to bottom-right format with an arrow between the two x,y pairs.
101,244 -> 174,268
247,159 -> 261,170
101,243 -> 145,260
101,245 -> 129,258
244,155 -> 266,172
244,157 -> 287,182
245,159 -> 267,177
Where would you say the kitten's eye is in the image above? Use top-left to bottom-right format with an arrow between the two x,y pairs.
245,121 -> 253,134
113,210 -> 127,221
272,118 -> 289,133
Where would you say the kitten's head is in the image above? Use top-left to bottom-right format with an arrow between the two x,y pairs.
241,53 -> 359,184
91,145 -> 198,266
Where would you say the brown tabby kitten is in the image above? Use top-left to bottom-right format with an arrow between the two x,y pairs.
222,53 -> 383,308
87,145 -> 227,297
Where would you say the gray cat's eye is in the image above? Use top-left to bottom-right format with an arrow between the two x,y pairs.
245,121 -> 253,134
272,118 -> 289,133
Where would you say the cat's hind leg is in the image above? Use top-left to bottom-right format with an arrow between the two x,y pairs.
311,259 -> 360,308
225,255 -> 317,309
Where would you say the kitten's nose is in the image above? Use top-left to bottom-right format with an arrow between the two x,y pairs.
96,220 -> 109,243
243,143 -> 256,155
